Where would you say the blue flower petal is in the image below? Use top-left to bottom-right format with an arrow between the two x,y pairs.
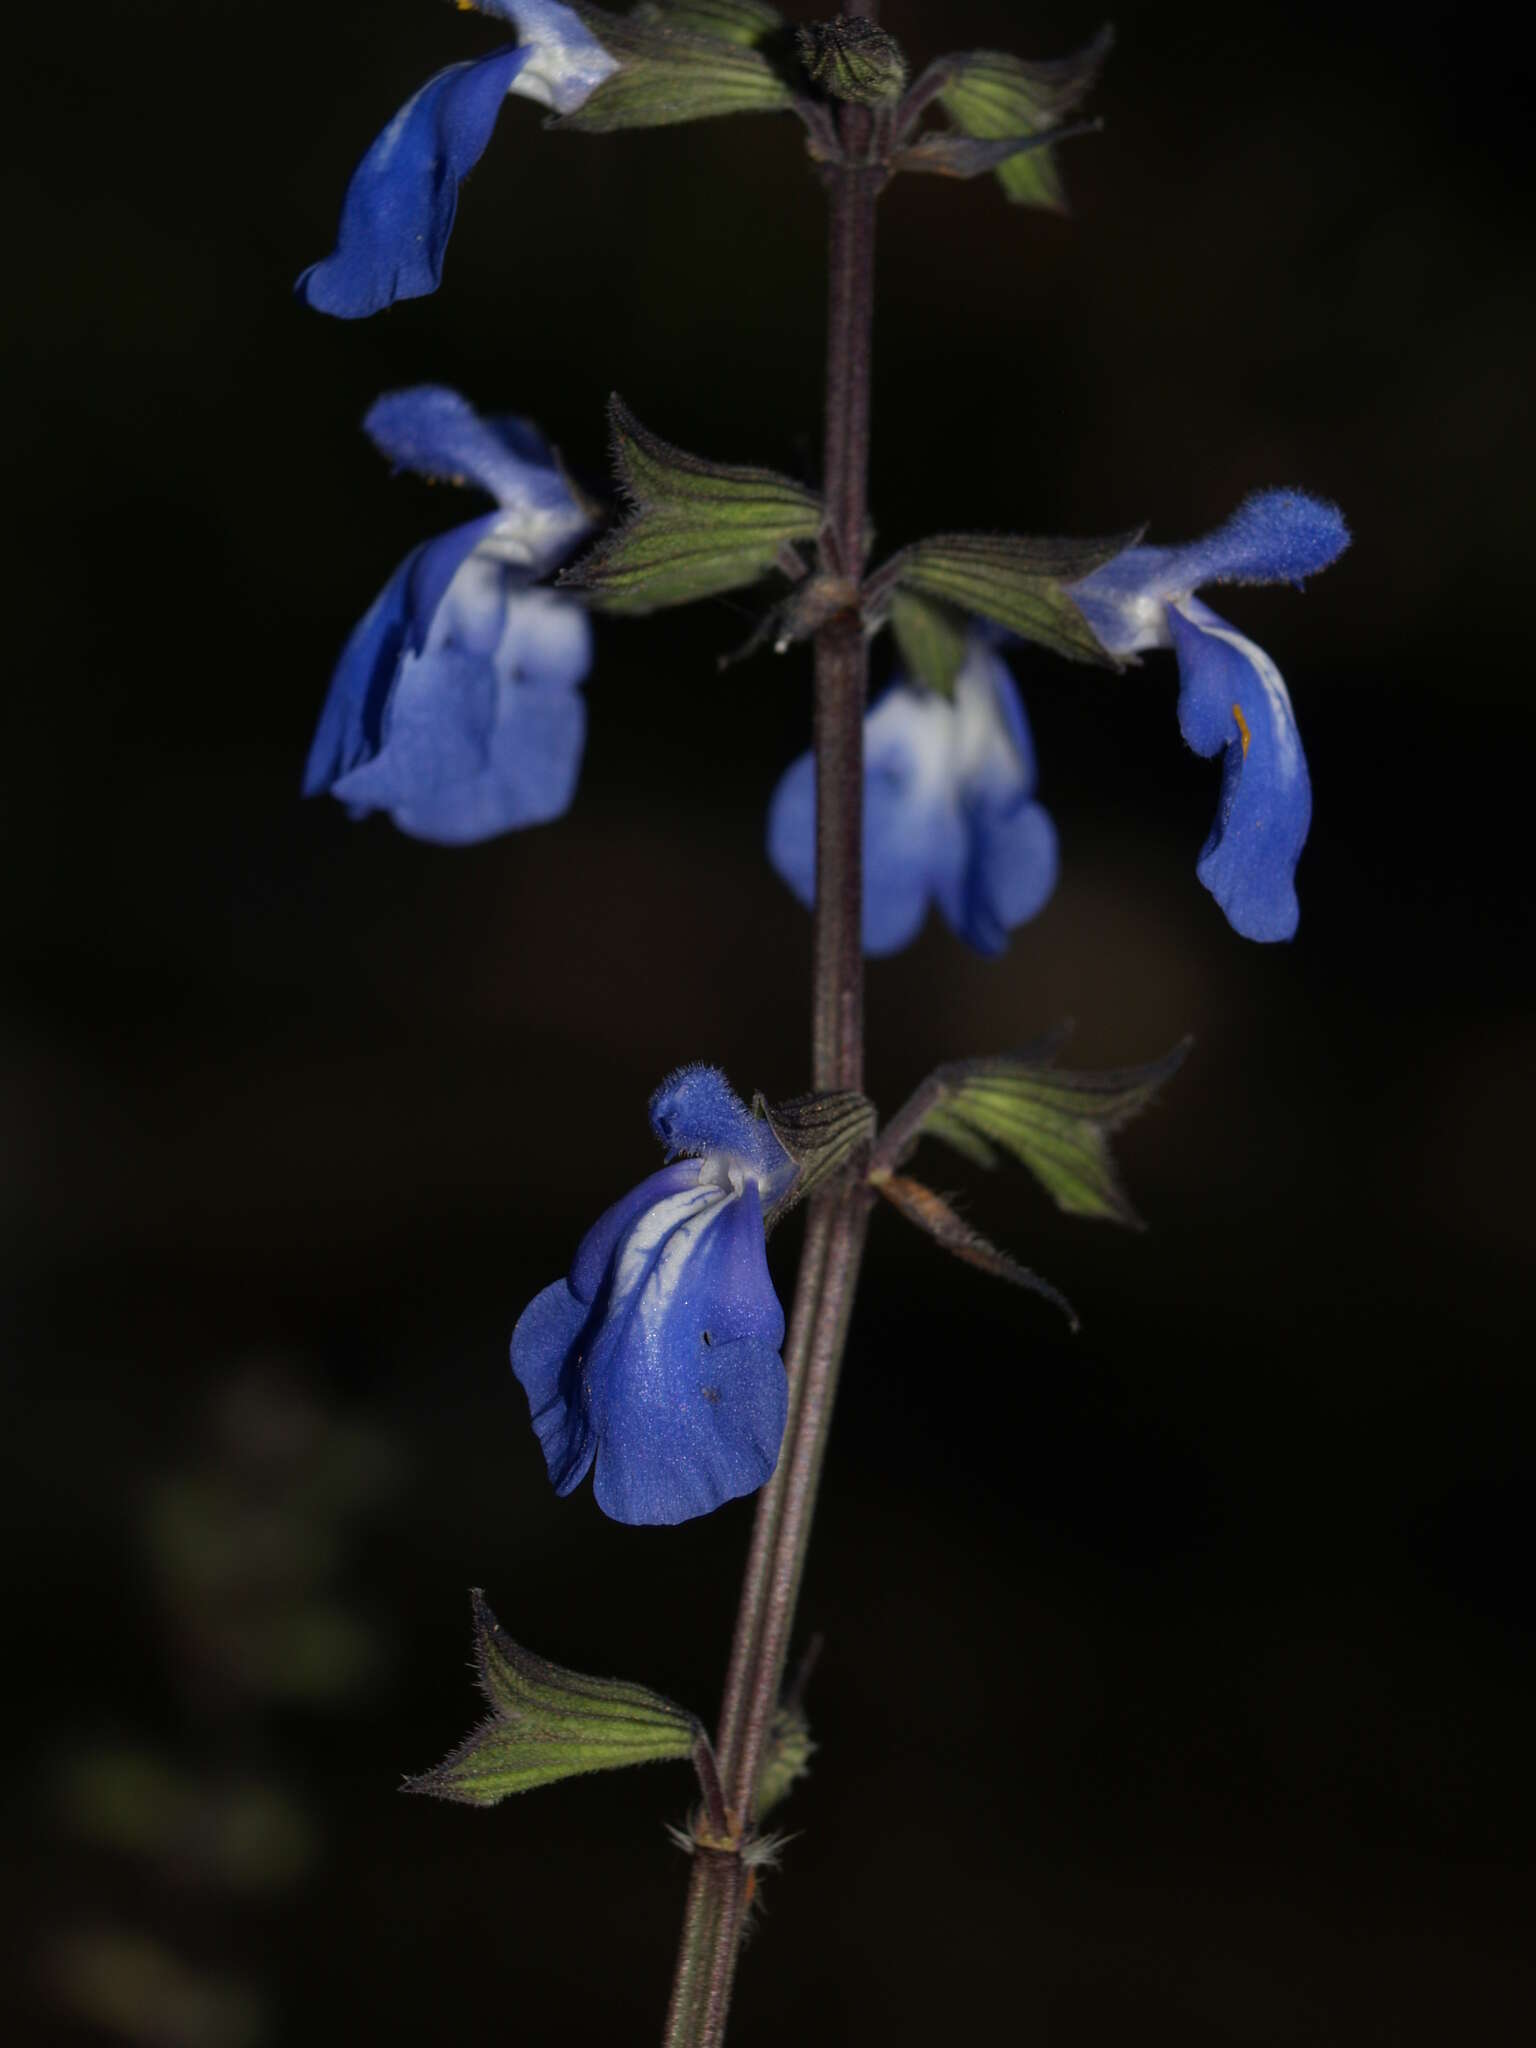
939,649 -> 1059,951
297,47 -> 530,319
767,644 -> 1057,958
1061,545 -> 1179,658
512,1170 -> 787,1525
511,1160 -> 698,1498
977,648 -> 1040,791
649,1068 -> 792,1192
1168,599 -> 1312,942
1070,494 -> 1349,656
332,648 -> 582,843
509,1277 -> 598,1496
329,649 -> 496,814
951,796 -> 1059,956
309,514 -> 592,844
365,386 -> 549,497
1161,490 -> 1350,593
475,1 -> 620,113
501,584 -> 594,690
567,1163 -> 701,1304
765,690 -> 962,958
328,595 -> 591,843
363,387 -> 589,572
764,749 -> 818,907
302,513 -> 500,796
586,1180 -> 787,1526
865,687 -> 968,956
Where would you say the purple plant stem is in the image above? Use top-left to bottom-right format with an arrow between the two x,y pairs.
660,42 -> 885,2048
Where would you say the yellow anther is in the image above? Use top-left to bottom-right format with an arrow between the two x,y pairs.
1231,702 -> 1251,756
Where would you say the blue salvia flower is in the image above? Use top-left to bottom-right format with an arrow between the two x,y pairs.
511,1068 -> 795,1527
1069,490 -> 1350,941
304,385 -> 594,844
767,634 -> 1058,956
298,2 -> 617,318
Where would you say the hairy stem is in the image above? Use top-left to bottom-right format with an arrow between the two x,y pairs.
661,69 -> 883,2048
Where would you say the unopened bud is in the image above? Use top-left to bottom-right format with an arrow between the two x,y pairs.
796,17 -> 908,107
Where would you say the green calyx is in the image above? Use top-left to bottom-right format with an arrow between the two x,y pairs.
755,1089 -> 877,1222
796,18 -> 908,107
757,1701 -> 815,1818
404,1591 -> 700,1805
888,589 -> 969,696
915,1044 -> 1191,1230
893,129 -> 1071,187
559,396 -> 822,615
867,1040 -> 1189,1328
648,0 -> 785,44
869,1170 -> 1079,1328
561,4 -> 794,131
935,29 -> 1113,209
881,530 -> 1138,667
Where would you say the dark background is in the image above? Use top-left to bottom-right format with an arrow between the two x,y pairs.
9,2 -> 1533,2042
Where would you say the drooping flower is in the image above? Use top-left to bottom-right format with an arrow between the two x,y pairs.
767,634 -> 1058,956
511,1068 -> 795,1526
1068,490 -> 1350,942
304,385 -> 594,844
297,2 -> 617,319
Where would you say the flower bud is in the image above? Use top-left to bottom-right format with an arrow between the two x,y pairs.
796,17 -> 908,107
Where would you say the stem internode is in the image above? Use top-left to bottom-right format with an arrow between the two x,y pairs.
662,73 -> 884,2048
